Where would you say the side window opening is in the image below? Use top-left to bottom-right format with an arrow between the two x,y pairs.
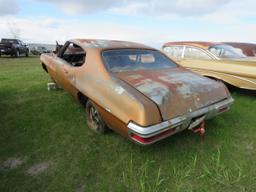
61,43 -> 85,67
184,47 -> 211,60
163,46 -> 183,58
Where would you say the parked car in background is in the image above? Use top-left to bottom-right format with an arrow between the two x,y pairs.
163,41 -> 248,60
224,42 -> 256,57
40,39 -> 233,145
31,46 -> 50,55
162,41 -> 256,90
0,38 -> 29,57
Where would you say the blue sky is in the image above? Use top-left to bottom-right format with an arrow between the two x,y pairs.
0,0 -> 255,47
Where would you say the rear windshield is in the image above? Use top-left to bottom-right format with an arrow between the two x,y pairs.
1,39 -> 18,44
102,49 -> 177,72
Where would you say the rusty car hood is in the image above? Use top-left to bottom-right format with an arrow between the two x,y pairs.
115,67 -> 229,120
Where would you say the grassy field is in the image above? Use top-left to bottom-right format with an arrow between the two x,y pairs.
0,56 -> 256,192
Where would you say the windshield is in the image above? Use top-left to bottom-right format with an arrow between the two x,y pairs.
1,39 -> 18,44
208,44 -> 246,59
102,49 -> 177,72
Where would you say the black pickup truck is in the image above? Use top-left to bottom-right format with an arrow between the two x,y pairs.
0,39 -> 29,57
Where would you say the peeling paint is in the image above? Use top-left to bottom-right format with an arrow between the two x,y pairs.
114,86 -> 125,95
127,74 -> 144,80
135,79 -> 170,105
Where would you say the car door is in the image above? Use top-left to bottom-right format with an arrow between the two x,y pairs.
180,46 -> 216,71
54,41 -> 86,96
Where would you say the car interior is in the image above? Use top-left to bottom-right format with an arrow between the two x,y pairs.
61,43 -> 85,67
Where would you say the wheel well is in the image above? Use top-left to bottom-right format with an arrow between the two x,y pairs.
205,76 -> 218,81
205,75 -> 233,88
41,63 -> 48,73
77,92 -> 88,106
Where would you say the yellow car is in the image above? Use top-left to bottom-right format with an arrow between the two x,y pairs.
162,41 -> 256,90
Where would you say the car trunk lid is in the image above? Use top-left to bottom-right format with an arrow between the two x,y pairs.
115,67 -> 229,120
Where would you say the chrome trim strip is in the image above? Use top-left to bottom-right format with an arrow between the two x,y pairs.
128,97 -> 234,140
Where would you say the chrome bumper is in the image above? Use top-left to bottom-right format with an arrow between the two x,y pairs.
128,97 -> 234,145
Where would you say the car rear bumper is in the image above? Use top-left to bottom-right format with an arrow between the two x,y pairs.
0,48 -> 15,55
127,96 -> 234,145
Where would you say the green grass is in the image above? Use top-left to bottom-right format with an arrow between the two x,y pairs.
0,56 -> 256,192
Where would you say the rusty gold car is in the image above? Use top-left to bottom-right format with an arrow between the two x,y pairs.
162,41 -> 256,90
40,39 -> 233,145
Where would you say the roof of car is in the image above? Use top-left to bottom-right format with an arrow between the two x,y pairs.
71,39 -> 153,50
224,42 -> 256,48
163,41 -> 220,50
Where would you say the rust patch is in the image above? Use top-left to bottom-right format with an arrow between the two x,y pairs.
135,79 -> 170,105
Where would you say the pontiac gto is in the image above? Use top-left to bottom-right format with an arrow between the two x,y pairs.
40,39 -> 233,145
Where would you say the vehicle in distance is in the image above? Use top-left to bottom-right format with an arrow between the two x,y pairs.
40,39 -> 233,145
0,38 -> 29,57
162,41 -> 256,90
31,46 -> 50,55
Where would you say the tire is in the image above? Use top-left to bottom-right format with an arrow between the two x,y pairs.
25,50 -> 29,57
85,100 -> 108,134
15,50 -> 20,57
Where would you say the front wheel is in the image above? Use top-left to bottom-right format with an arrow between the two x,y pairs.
85,100 -> 108,134
25,50 -> 29,57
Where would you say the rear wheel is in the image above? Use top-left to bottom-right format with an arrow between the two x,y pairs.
85,100 -> 108,134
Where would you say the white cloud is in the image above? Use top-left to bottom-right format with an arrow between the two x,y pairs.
36,0 -> 121,15
36,0 -> 231,16
0,0 -> 19,15
0,0 -> 255,46
0,16 -> 170,46
0,15 -> 255,47
111,0 -> 231,17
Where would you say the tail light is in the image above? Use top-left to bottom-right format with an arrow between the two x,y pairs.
218,106 -> 229,113
130,128 -> 176,144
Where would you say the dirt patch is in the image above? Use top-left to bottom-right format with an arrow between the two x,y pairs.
1,157 -> 25,170
76,184 -> 85,192
27,161 -> 50,176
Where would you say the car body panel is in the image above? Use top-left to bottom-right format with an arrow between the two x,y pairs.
115,67 -> 228,120
162,41 -> 256,90
40,39 -> 233,144
177,59 -> 256,90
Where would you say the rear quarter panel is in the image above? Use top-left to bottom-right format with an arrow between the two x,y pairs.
175,58 -> 256,90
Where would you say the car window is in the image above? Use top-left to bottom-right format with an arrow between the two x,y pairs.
208,44 -> 246,59
61,43 -> 85,67
184,47 -> 211,60
102,49 -> 177,72
163,46 -> 183,58
1,39 -> 18,44
253,49 -> 256,56
20,41 -> 25,46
